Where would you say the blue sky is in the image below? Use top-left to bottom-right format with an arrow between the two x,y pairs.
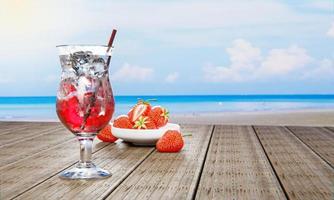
0,0 -> 333,96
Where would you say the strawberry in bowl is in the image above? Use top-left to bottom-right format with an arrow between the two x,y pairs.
111,122 -> 180,146
113,115 -> 133,129
128,99 -> 153,123
110,99 -> 180,145
149,106 -> 169,128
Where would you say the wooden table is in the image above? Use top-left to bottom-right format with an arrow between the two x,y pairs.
0,122 -> 333,200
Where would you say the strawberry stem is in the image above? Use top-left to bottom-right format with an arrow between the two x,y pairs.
137,98 -> 157,104
182,133 -> 192,137
133,116 -> 148,129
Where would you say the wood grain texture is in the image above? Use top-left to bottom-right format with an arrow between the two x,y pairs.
0,122 -> 63,147
0,123 -> 33,135
0,139 -> 109,200
254,126 -> 334,200
15,143 -> 154,200
105,125 -> 213,200
326,126 -> 334,134
0,121 -> 30,126
0,122 -> 59,133
0,121 -> 53,128
196,125 -> 286,200
1,122 -> 334,200
0,125 -> 73,168
287,126 -> 334,168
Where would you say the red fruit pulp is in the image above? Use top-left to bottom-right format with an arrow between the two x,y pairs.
56,82 -> 114,134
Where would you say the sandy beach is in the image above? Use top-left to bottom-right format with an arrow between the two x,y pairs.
170,109 -> 334,126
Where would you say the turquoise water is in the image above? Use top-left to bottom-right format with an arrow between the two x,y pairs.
1,95 -> 334,120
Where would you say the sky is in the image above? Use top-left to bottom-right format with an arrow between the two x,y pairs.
0,0 -> 333,96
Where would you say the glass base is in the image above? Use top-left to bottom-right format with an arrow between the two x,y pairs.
59,162 -> 111,180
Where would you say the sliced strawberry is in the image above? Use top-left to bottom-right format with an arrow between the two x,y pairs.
128,99 -> 153,122
133,116 -> 156,129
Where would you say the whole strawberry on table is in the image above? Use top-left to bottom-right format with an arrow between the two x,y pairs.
96,99 -> 185,152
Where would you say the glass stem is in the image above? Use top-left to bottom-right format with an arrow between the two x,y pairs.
78,135 -> 94,165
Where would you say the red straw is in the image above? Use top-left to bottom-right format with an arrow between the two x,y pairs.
107,29 -> 117,49
81,30 -> 118,130
106,29 -> 117,66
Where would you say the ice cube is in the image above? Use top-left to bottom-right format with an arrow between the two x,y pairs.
72,51 -> 93,65
59,55 -> 73,69
57,79 -> 77,100
77,76 -> 92,104
93,57 -> 105,64
92,57 -> 106,77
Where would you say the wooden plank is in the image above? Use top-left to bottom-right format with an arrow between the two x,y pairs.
287,126 -> 334,168
326,126 -> 334,134
0,123 -> 63,147
195,125 -> 286,200
0,121 -> 42,127
0,122 -> 57,136
0,138 -> 110,199
0,122 -> 61,135
105,125 -> 213,200
0,123 -> 32,134
0,121 -> 60,130
0,121 -> 28,125
0,121 -> 40,125
14,143 -> 154,200
0,126 -> 74,168
254,126 -> 334,200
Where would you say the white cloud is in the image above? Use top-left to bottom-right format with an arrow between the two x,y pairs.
0,0 -> 329,52
203,39 -> 262,82
302,59 -> 334,80
89,0 -> 304,30
226,39 -> 262,70
0,0 -> 330,59
111,63 -> 154,82
165,72 -> 179,83
307,1 -> 333,11
257,45 -> 312,76
204,39 -> 262,82
203,39 -> 313,82
327,23 -> 334,37
0,0 -> 333,94
203,39 -> 261,82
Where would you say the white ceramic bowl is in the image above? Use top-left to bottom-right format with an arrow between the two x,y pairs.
111,123 -> 180,146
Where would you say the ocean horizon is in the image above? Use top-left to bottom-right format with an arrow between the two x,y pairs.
1,94 -> 334,121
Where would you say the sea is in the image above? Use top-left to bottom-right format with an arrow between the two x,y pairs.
1,95 -> 334,121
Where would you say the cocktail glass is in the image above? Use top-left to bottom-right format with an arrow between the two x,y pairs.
56,45 -> 115,179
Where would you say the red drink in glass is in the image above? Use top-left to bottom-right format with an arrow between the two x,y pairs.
56,80 -> 114,134
56,45 -> 114,179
